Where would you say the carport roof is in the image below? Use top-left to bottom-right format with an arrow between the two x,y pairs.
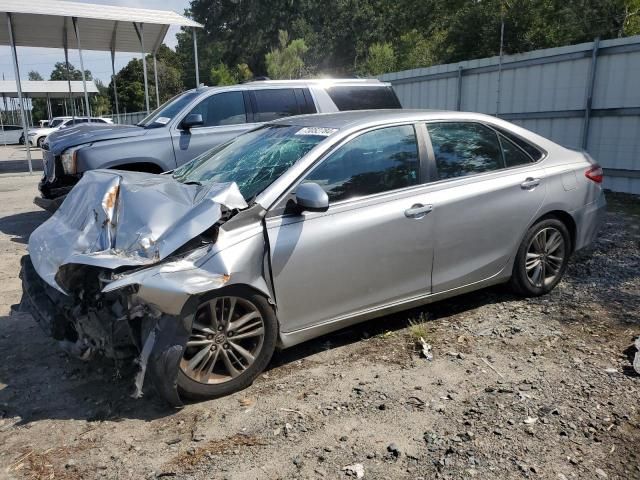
0,0 -> 202,53
0,80 -> 98,98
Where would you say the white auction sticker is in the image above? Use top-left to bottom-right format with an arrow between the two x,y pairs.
155,117 -> 171,125
295,127 -> 337,136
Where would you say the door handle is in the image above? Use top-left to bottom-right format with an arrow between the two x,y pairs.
404,203 -> 433,219
520,177 -> 541,190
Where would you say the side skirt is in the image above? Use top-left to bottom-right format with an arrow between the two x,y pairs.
277,269 -> 510,349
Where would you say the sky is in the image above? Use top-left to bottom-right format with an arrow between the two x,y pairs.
0,0 -> 191,84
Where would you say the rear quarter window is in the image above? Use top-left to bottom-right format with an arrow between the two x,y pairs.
326,86 -> 401,110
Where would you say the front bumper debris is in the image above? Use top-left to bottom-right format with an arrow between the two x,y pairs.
19,255 -> 190,407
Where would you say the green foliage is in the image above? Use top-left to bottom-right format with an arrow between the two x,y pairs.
265,30 -> 308,79
209,62 -> 254,86
49,62 -> 91,81
177,0 -> 640,79
108,45 -> 184,113
210,63 -> 236,86
360,42 -> 396,76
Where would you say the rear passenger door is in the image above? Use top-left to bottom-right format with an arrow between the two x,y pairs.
171,90 -> 253,165
425,122 -> 547,293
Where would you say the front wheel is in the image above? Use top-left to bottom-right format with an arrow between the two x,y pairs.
37,136 -> 45,149
510,218 -> 571,296
177,286 -> 277,400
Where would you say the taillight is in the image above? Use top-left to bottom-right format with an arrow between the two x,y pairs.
585,164 -> 603,183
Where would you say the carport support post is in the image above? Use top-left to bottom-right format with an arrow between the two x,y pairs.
456,66 -> 463,111
63,24 -> 77,119
153,53 -> 160,108
0,105 -> 5,147
582,37 -> 600,150
134,22 -> 151,115
6,13 -> 33,173
72,17 -> 91,118
110,23 -> 120,124
192,27 -> 199,87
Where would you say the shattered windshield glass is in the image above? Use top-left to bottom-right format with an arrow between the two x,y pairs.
172,125 -> 335,201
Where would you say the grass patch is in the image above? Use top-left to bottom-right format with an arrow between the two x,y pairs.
407,313 -> 429,343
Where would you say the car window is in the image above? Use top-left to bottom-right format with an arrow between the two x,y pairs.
500,135 -> 534,167
428,122 -> 503,180
304,125 -> 419,203
326,86 -> 401,110
188,91 -> 247,127
252,89 -> 301,122
495,127 -> 543,161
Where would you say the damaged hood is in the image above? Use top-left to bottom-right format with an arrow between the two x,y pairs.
28,170 -> 247,293
45,124 -> 146,155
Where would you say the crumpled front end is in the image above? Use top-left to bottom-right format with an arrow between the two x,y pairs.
21,169 -> 262,406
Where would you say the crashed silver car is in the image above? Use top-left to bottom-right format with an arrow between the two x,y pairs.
21,110 -> 606,405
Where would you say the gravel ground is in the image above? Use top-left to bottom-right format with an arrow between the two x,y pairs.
0,175 -> 638,480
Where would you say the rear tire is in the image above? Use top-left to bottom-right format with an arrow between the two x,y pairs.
509,218 -> 571,296
177,286 -> 277,401
37,136 -> 45,149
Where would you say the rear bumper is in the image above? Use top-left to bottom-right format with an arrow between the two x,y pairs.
573,191 -> 606,252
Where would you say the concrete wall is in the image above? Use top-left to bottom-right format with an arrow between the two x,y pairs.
380,36 -> 640,194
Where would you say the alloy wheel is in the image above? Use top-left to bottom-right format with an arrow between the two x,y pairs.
180,296 -> 265,384
525,227 -> 566,288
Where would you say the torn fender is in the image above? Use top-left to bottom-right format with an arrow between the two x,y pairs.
104,226 -> 272,316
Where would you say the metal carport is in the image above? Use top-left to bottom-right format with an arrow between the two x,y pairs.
0,0 -> 202,172
0,80 -> 99,123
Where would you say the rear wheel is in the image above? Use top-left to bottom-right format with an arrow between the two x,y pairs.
37,136 -> 45,149
510,218 -> 570,296
177,286 -> 277,400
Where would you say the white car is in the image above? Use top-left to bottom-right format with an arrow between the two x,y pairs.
28,116 -> 113,148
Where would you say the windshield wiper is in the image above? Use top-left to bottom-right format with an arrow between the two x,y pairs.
182,180 -> 202,186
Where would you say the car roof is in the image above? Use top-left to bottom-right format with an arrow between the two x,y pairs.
193,78 -> 390,94
267,109 -> 500,129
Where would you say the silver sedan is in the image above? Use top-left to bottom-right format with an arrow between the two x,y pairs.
22,110 -> 606,404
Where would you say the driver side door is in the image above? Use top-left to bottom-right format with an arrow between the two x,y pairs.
266,124 -> 435,333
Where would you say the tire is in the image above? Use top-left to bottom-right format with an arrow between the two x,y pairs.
37,136 -> 45,149
509,218 -> 571,296
177,286 -> 277,401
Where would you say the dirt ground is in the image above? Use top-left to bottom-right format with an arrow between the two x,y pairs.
0,174 -> 638,480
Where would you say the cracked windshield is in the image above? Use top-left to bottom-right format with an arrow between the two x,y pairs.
172,125 -> 334,201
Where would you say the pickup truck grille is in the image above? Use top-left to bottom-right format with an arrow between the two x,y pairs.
42,150 -> 57,181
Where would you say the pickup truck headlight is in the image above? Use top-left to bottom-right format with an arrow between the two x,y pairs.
61,146 -> 82,174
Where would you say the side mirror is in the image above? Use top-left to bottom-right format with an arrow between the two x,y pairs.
295,183 -> 329,213
182,113 -> 204,130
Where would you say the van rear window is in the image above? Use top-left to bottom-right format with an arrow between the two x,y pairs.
326,86 -> 401,111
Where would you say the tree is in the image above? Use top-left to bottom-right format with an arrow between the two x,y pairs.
176,0 -> 640,80
360,43 -> 396,76
210,63 -> 236,86
265,30 -> 308,79
108,45 -> 184,113
49,62 -> 92,81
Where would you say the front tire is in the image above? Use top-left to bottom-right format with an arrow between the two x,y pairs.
177,286 -> 277,401
510,218 -> 571,296
37,136 -> 45,149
